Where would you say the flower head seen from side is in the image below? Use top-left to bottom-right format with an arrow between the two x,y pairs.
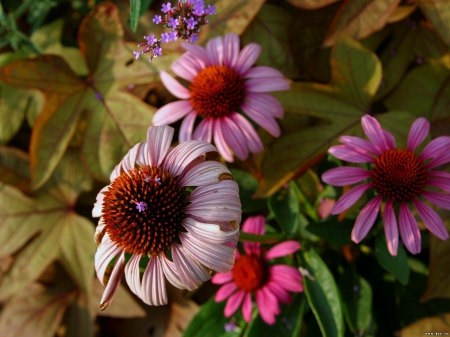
133,0 -> 215,62
322,115 -> 450,256
212,216 -> 303,325
92,125 -> 241,309
152,33 -> 290,162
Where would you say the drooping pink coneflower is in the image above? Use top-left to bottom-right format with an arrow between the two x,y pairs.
322,115 -> 450,255
212,216 -> 302,325
93,125 -> 241,309
152,33 -> 290,162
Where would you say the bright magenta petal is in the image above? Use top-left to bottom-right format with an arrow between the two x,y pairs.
215,282 -> 237,301
265,241 -> 301,260
224,290 -> 245,317
383,200 -> 398,256
407,117 -> 429,151
329,145 -> 375,163
351,196 -> 382,243
331,183 -> 371,214
322,167 -> 371,186
399,202 -> 421,254
422,190 -> 450,210
242,292 -> 253,323
211,272 -> 233,285
413,200 -> 449,240
361,115 -> 389,152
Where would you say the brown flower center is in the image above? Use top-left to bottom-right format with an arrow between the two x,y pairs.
102,166 -> 187,256
371,149 -> 428,201
189,65 -> 244,118
232,255 -> 268,292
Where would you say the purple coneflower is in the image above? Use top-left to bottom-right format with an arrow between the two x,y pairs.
322,115 -> 450,255
212,216 -> 303,325
152,33 -> 290,162
93,125 -> 241,309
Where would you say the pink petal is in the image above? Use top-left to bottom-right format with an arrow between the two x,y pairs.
245,92 -> 284,118
163,140 -> 217,177
351,196 -> 382,243
95,235 -> 122,285
256,287 -> 279,325
215,282 -> 237,301
206,35 -> 224,65
171,54 -> 201,81
422,191 -> 450,210
243,66 -> 285,79
172,243 -> 211,290
265,241 -> 301,260
241,101 -> 280,137
427,151 -> 450,169
146,125 -> 174,168
322,167 -> 371,186
407,117 -> 430,151
399,202 -> 421,254
361,115 -> 389,152
181,42 -> 211,67
420,136 -> 450,161
266,281 -> 293,304
179,160 -> 232,187
413,200 -> 449,240
235,43 -> 262,75
242,215 -> 265,255
179,111 -> 197,142
331,183 -> 371,214
384,130 -> 396,150
220,116 -> 249,160
193,117 -> 213,143
328,144 -> 375,163
339,135 -> 382,156
242,292 -> 253,322
211,272 -> 233,285
160,70 -> 191,99
99,253 -> 125,310
124,255 -> 143,299
428,171 -> 450,193
230,113 -> 264,153
269,265 -> 303,292
223,33 -> 240,68
160,254 -> 186,289
141,256 -> 167,305
153,100 -> 193,125
244,78 -> 290,93
383,200 -> 398,256
224,290 -> 245,317
182,217 -> 239,245
213,118 -> 234,162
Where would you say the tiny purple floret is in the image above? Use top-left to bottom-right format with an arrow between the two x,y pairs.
161,2 -> 171,13
135,201 -> 147,212
168,17 -> 179,28
186,17 -> 197,30
153,15 -> 162,24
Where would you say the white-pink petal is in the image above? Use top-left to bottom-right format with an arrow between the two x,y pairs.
179,160 -> 231,187
182,217 -> 239,245
192,117 -> 213,143
124,255 -> 142,299
243,66 -> 285,79
230,113 -> 264,154
160,70 -> 191,99
141,256 -> 167,305
331,183 -> 371,214
213,119 -> 234,162
99,253 -> 125,310
241,101 -> 280,137
322,167 -> 371,186
413,199 -> 449,240
265,240 -> 301,260
181,42 -> 211,67
93,186 -> 108,217
95,235 -> 123,286
407,117 -> 430,151
235,43 -> 262,75
399,202 -> 421,254
383,200 -> 398,256
223,33 -> 240,68
244,78 -> 290,93
146,125 -> 174,168
152,100 -> 193,126
245,92 -> 284,118
160,254 -> 186,289
206,35 -> 224,65
351,196 -> 382,243
220,116 -> 249,160
179,111 -> 197,142
171,54 -> 201,81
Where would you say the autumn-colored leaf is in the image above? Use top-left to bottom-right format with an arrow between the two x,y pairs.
387,4 -> 418,23
286,0 -> 340,10
322,0 -> 402,47
418,0 -> 450,45
398,313 -> 450,336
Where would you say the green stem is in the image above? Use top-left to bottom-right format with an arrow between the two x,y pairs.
239,232 -> 286,244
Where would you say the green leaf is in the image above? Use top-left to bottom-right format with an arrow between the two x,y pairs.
183,297 -> 243,337
246,294 -> 305,337
302,249 -> 344,337
255,35 -> 382,197
374,233 -> 410,285
417,0 -> 450,45
241,4 -> 300,78
306,219 -> 354,246
130,0 -> 141,32
230,169 -> 266,213
267,182 -> 300,237
339,265 -> 372,332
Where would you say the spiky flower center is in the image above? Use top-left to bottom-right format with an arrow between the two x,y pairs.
371,149 -> 428,201
102,166 -> 187,256
189,65 -> 244,118
232,255 -> 268,292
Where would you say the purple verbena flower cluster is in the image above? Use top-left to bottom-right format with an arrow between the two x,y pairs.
133,0 -> 216,62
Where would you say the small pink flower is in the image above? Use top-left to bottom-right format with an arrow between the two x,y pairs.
322,115 -> 450,255
93,125 -> 241,309
153,33 -> 290,162
212,216 -> 303,325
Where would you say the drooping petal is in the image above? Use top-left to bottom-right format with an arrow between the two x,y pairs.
245,92 -> 284,118
94,218 -> 106,246
93,186 -> 109,217
153,100 -> 193,126
229,113 -> 263,154
181,42 -> 211,67
407,117 -> 430,151
399,202 -> 421,254
172,243 -> 211,291
99,253 -> 125,310
242,292 -> 253,323
179,160 -> 232,187
328,145 -> 375,163
160,254 -> 186,289
163,140 -> 217,177
215,282 -> 237,301
141,255 -> 167,305
244,78 -> 290,93
211,272 -> 233,285
383,200 -> 398,256
235,43 -> 262,75
266,281 -> 293,304
420,136 -> 450,161
160,70 -> 191,99
213,118 -> 234,162
193,117 -> 214,143
265,241 -> 301,260
322,167 -> 371,186
221,116 -> 250,160
95,235 -> 123,286
256,287 -> 279,325
206,35 -> 224,65
241,101 -> 280,137
428,171 -> 450,193
124,255 -> 143,299
339,135 -> 382,156
179,111 -> 197,142
351,196 -> 382,243
146,125 -> 174,168
182,217 -> 239,245
422,191 -> 450,210
243,66 -> 285,79
269,265 -> 303,292
224,290 -> 245,317
360,115 -> 389,152
331,183 -> 371,214
223,33 -> 239,68
413,199 -> 449,240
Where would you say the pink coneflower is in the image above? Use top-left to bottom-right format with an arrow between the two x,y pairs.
322,115 -> 450,255
92,125 -> 241,309
152,33 -> 290,162
212,216 -> 303,325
